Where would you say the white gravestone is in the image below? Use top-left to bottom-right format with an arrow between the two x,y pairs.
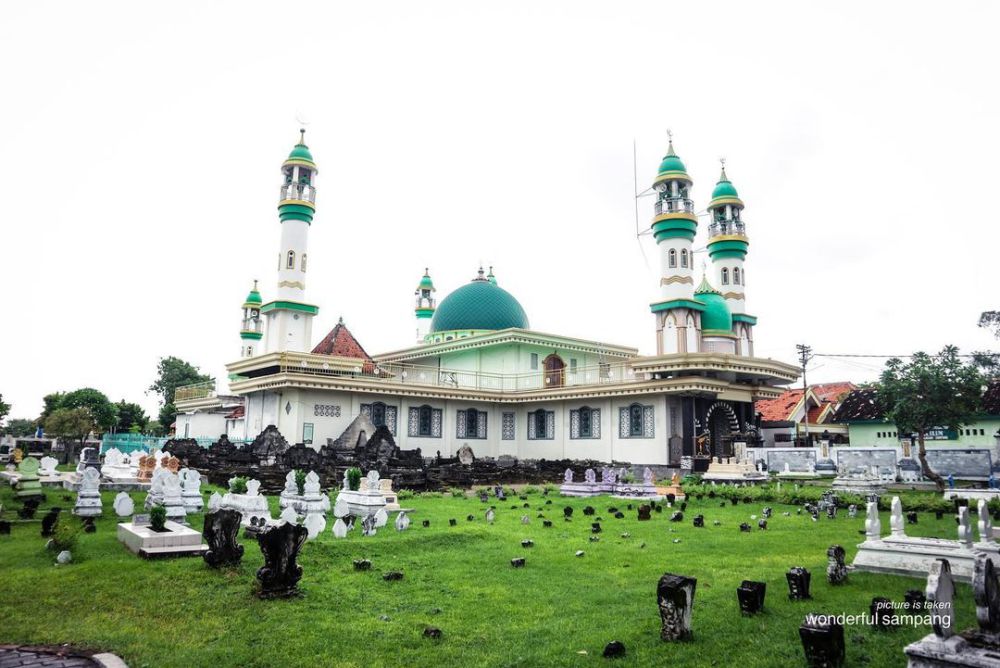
113,491 -> 134,518
180,469 -> 204,513
73,467 -> 103,517
865,501 -> 882,540
978,499 -> 993,543
890,496 -> 905,537
374,507 -> 388,528
161,472 -> 187,521
145,467 -> 168,509
207,492 -> 222,512
38,456 -> 58,477
395,511 -> 410,531
332,518 -> 348,538
303,513 -> 326,540
280,506 -> 299,525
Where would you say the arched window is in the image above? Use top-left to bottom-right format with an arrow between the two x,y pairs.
629,404 -> 644,437
733,267 -> 740,285
722,268 -> 730,285
579,406 -> 593,438
681,249 -> 689,268
668,249 -> 677,268
286,250 -> 296,269
246,345 -> 253,356
301,253 -> 308,272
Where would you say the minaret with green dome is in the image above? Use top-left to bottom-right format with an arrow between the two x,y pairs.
239,280 -> 263,357
706,160 -> 755,355
262,129 -> 320,353
648,134 -> 704,355
414,268 -> 437,344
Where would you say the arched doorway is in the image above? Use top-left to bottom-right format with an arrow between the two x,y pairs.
704,401 -> 740,459
543,354 -> 565,388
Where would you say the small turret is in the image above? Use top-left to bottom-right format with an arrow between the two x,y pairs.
240,280 -> 263,357
415,268 -> 436,343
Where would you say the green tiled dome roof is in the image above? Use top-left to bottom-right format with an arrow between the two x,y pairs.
430,274 -> 529,333
658,141 -> 688,175
243,282 -> 262,308
695,276 -> 732,332
712,168 -> 739,199
284,129 -> 315,166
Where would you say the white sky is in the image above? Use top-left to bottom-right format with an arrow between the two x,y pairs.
2,1 -> 998,421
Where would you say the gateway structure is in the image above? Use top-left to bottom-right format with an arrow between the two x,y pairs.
176,132 -> 798,469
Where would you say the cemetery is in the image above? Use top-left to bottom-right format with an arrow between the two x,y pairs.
2,443 -> 998,667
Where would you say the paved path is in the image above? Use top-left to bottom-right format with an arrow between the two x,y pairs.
0,646 -> 126,668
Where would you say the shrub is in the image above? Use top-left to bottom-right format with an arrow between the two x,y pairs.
229,477 -> 248,494
396,488 -> 415,500
294,469 -> 307,496
421,491 -> 443,499
521,485 -> 540,495
347,467 -> 362,491
543,483 -> 558,494
50,521 -> 78,552
449,487 -> 465,498
150,505 -> 167,532
621,471 -> 637,483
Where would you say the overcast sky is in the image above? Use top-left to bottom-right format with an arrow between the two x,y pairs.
2,1 -> 998,422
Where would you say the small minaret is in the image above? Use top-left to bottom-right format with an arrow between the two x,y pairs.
486,266 -> 497,285
414,268 -> 436,343
263,129 -> 320,353
648,134 -> 700,355
240,280 -> 263,357
706,160 -> 754,355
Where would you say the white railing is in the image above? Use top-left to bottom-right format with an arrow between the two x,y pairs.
708,220 -> 746,237
241,318 -> 262,334
654,197 -> 695,216
282,360 -> 641,394
280,183 -> 316,203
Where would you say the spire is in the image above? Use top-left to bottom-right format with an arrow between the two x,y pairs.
694,267 -> 721,295
665,129 -> 676,156
487,266 -> 497,285
718,157 -> 729,183
475,265 -> 487,282
298,128 -> 307,146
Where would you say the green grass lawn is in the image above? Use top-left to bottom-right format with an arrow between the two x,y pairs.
0,483 -> 979,668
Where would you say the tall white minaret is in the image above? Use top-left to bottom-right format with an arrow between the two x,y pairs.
706,159 -> 754,355
414,268 -> 436,343
263,129 -> 319,353
239,280 -> 263,357
648,134 -> 701,355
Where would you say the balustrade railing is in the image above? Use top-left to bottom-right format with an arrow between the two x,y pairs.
279,183 -> 316,203
654,197 -> 695,216
708,220 -> 746,237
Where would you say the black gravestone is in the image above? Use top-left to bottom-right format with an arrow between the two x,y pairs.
41,508 -> 61,537
826,545 -> 847,585
670,511 -> 683,523
737,580 -> 766,615
422,519 -> 430,528
657,573 -> 697,641
603,641 -> 626,658
564,507 -> 573,518
255,522 -> 308,598
583,506 -> 595,516
693,515 -> 704,528
510,557 -> 525,568
203,509 -> 245,568
0,521 -> 10,535
799,614 -> 845,668
638,506 -> 652,521
591,522 -> 602,533
787,567 -> 812,600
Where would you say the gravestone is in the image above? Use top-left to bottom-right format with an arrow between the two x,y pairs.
303,513 -> 326,540
591,522 -> 601,533
766,449 -> 817,473
15,457 -> 43,499
638,505 -> 651,521
113,492 -> 134,518
203,509 -> 245,567
521,539 -> 533,548
457,444 -> 475,465
670,511 -> 683,522
603,641 -> 626,659
161,472 -> 187,521
583,506 -> 595,516
180,469 -> 204,513
657,573 -> 697,641
906,511 -> 918,525
739,523 -> 751,533
836,449 -> 898,475
383,571 -> 404,581
510,557 -> 525,568
332,518 -> 348,538
758,519 -> 767,530
692,515 -> 704,528
73,468 -> 102,517
826,545 -> 848,585
255,522 -> 308,598
799,614 -> 845,668
207,492 -> 222,513
41,508 -> 61,537
563,507 -> 573,518
38,456 -> 58,477
421,519 -> 430,528
848,504 -> 857,519
485,508 -> 495,524
353,559 -> 371,571
362,514 -> 377,536
926,449 -> 994,480
395,511 -> 410,532
0,521 -> 10,535
787,567 -> 812,600
737,580 -> 766,615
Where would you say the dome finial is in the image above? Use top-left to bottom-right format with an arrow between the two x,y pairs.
666,129 -> 676,157
252,278 -> 258,290
487,265 -> 497,285
298,128 -> 307,146
718,156 -> 729,183
476,265 -> 486,281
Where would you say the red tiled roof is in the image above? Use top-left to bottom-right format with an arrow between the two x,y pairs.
311,320 -> 375,373
811,382 -> 857,404
806,405 -> 825,424
225,405 -> 245,420
757,388 -> 805,422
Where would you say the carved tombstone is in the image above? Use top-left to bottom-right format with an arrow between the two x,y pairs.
255,522 -> 308,598
563,469 -> 573,484
584,468 -> 596,484
978,499 -> 994,543
395,511 -> 410,532
787,567 -> 812,600
203,508 -> 245,568
864,501 -> 882,540
958,506 -> 974,547
889,496 -> 905,537
737,580 -> 766,615
113,492 -> 134,518
972,554 -> 1000,641
799,614 -> 845,667
457,444 -> 475,465
657,573 -> 697,641
826,545 -> 848,585
927,558 -> 956,640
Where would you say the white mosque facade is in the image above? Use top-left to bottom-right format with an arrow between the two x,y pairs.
175,132 -> 798,470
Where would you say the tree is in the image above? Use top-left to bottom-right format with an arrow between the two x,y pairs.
44,407 -> 96,446
149,357 -> 213,430
0,393 -> 9,428
115,400 -> 148,433
878,345 -> 986,491
5,418 -> 38,437
146,420 -> 165,437
61,388 -> 117,432
39,392 -> 66,424
979,311 -> 1000,338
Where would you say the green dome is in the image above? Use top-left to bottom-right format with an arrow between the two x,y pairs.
658,141 -> 688,175
285,129 -> 315,165
417,269 -> 435,291
430,273 -> 529,333
243,283 -> 262,307
695,277 -> 732,332
711,167 -> 739,199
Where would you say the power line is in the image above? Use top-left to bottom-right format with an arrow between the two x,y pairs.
814,353 -> 997,358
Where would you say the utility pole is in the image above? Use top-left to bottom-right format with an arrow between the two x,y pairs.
796,344 -> 813,447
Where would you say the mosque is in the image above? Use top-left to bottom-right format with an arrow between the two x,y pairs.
174,131 -> 798,469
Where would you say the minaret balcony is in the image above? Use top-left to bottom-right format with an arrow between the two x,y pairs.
708,220 -> 746,237
241,319 -> 263,334
279,183 -> 316,204
654,197 -> 695,216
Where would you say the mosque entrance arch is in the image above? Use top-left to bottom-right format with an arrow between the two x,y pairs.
543,354 -> 565,388
704,401 -> 740,459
